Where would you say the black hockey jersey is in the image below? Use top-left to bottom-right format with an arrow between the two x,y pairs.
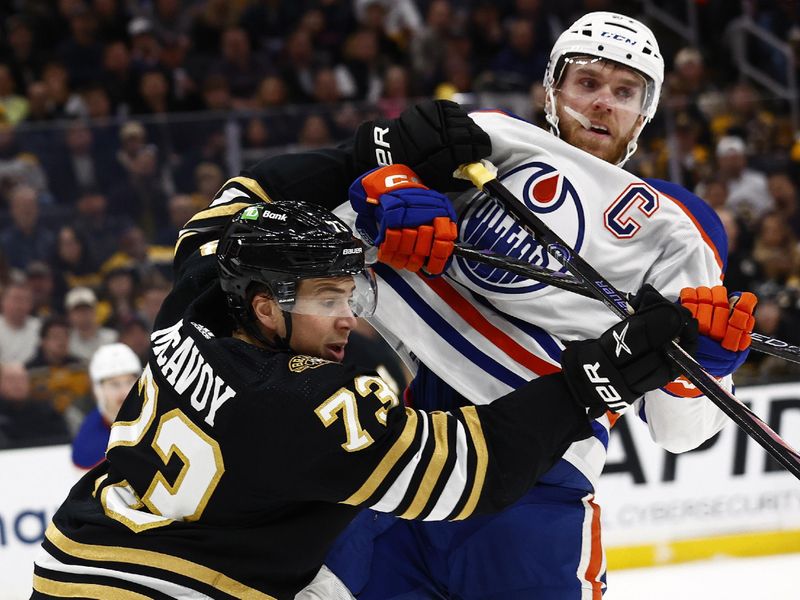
32,156 -> 592,600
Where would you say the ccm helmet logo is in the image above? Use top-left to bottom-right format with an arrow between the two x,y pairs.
600,31 -> 635,45
262,210 -> 287,221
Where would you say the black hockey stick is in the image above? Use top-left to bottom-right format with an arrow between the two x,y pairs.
452,244 -> 800,365
457,161 -> 800,480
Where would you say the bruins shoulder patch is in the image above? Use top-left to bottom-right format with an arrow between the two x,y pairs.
289,355 -> 333,373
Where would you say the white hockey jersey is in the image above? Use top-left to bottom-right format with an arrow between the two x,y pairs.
336,110 -> 731,492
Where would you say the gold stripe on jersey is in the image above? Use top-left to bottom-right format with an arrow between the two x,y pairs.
224,176 -> 272,203
173,230 -> 196,255
185,200 -> 253,226
399,411 -> 449,520
45,523 -> 276,600
342,408 -> 419,506
33,574 -> 150,599
452,406 -> 488,521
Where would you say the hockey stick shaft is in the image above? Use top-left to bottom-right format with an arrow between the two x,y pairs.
457,161 -> 800,480
452,245 -> 800,365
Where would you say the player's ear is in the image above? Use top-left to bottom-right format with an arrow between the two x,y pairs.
251,293 -> 282,334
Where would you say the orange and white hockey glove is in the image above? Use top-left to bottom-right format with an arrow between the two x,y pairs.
679,285 -> 757,376
350,164 -> 457,275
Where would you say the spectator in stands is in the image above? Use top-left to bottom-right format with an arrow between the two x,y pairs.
100,41 -> 135,114
254,75 -> 289,109
97,266 -> 139,329
92,0 -> 129,43
0,63 -> 28,124
488,18 -> 548,92
711,82 -> 776,160
72,343 -> 141,469
192,161 -> 224,204
26,260 -> 56,318
118,317 -> 151,363
295,114 -> 334,149
715,207 -> 763,293
155,193 -> 195,246
337,28 -> 384,102
57,5 -> 104,89
137,283 -> 170,331
26,314 -> 91,433
72,190 -> 132,265
716,135 -> 774,226
41,61 -> 82,119
65,286 -> 118,362
81,84 -> 113,121
0,279 -> 41,364
378,65 -> 411,118
110,120 -> 171,230
0,362 -> 70,449
134,70 -> 174,115
0,125 -> 49,196
128,17 -> 163,74
410,0 -> 453,92
50,224 -> 101,307
189,0 -> 243,59
768,171 -> 800,237
746,292 -> 800,382
211,26 -> 270,103
0,15 -> 47,93
45,121 -> 116,205
0,184 -> 54,269
26,315 -> 81,369
101,226 -> 173,286
24,81 -> 55,122
279,28 -> 318,103
752,211 -> 800,287
355,0 -> 421,55
200,73 -> 233,111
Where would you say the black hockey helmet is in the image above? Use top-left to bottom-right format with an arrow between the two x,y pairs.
217,201 -> 376,336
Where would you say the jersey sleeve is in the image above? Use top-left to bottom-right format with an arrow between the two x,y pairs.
255,364 -> 592,521
173,148 -> 356,270
636,178 -> 730,451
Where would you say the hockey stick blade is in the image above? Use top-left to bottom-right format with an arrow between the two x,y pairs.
457,161 -> 800,480
453,245 -> 800,365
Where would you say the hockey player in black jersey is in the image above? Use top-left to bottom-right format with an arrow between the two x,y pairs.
32,200 -> 695,600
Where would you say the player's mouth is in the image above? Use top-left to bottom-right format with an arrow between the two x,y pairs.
325,343 -> 347,362
587,122 -> 611,136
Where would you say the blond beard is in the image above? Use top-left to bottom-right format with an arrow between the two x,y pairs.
555,104 -> 643,165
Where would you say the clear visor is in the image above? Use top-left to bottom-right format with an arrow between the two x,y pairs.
553,55 -> 654,119
276,270 -> 377,318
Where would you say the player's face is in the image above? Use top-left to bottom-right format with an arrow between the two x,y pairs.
98,373 -> 139,423
553,57 -> 647,164
285,277 -> 359,363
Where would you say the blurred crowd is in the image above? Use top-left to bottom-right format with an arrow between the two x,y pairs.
0,0 -> 799,451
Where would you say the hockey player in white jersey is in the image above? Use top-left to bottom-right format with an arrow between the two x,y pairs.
314,11 -> 758,599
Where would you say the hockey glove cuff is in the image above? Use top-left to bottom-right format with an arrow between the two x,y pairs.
561,285 -> 696,418
352,100 -> 492,191
679,286 -> 757,376
350,165 -> 458,275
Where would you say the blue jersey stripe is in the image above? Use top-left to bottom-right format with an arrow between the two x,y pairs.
644,178 -> 728,272
375,265 -> 528,389
468,291 -> 563,363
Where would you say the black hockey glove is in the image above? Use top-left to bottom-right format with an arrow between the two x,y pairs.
560,285 -> 698,418
353,99 -> 492,191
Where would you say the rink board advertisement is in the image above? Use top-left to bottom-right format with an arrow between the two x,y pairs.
600,381 -> 800,566
1,383 -> 799,596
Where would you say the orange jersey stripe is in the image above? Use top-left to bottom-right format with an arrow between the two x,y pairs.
421,277 -> 561,377
660,190 -> 725,279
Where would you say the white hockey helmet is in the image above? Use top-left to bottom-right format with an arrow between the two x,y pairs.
544,12 -> 664,164
89,343 -> 142,385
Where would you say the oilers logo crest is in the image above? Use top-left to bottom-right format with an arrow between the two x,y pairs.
455,162 -> 586,294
